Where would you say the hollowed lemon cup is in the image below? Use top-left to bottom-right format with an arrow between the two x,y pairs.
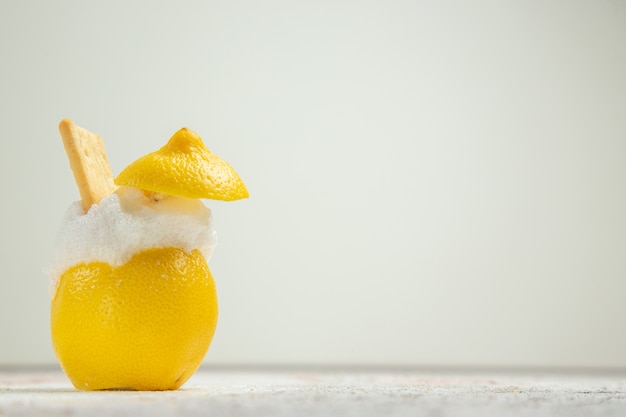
51,247 -> 218,391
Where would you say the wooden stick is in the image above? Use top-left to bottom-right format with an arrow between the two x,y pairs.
58,118 -> 116,212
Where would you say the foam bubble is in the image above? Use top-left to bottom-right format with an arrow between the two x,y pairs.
46,186 -> 217,296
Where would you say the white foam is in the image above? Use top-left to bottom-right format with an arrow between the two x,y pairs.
46,186 -> 217,296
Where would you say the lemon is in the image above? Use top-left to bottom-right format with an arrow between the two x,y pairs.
51,248 -> 218,391
52,127 -> 247,391
115,127 -> 249,201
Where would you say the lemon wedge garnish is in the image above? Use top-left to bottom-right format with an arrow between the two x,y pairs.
115,128 -> 248,201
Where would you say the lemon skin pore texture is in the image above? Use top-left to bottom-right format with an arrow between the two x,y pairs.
51,247 -> 218,391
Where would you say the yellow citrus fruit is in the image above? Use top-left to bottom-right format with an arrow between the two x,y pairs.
51,247 -> 218,391
115,128 -> 249,201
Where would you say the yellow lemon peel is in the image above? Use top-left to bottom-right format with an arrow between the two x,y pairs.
115,128 -> 249,201
51,247 -> 218,391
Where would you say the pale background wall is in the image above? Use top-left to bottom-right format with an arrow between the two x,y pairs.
0,0 -> 625,368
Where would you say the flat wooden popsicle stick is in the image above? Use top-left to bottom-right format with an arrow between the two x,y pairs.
58,118 -> 116,212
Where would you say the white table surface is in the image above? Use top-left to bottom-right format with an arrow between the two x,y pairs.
1,366 -> 625,416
